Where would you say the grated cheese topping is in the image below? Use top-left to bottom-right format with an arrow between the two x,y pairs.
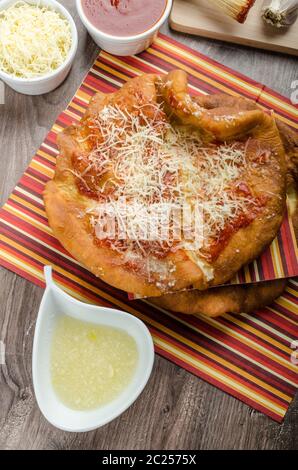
0,1 -> 72,78
73,102 -> 263,284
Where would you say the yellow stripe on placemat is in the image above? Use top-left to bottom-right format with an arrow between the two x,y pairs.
0,232 -> 288,418
30,160 -> 54,179
10,194 -> 46,218
0,35 -> 297,425
155,36 -> 298,121
4,205 -> 52,234
100,52 -> 208,95
14,186 -> 44,205
1,230 -> 287,417
151,304 -> 298,386
94,58 -> 135,81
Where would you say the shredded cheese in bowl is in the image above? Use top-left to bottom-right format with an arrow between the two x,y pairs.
0,1 -> 72,79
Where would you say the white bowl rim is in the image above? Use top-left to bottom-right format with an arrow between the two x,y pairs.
32,266 -> 155,432
0,0 -> 78,83
76,0 -> 172,42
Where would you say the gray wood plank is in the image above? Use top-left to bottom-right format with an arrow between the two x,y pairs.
0,0 -> 297,450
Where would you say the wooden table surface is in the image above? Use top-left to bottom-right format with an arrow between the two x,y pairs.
0,1 -> 297,451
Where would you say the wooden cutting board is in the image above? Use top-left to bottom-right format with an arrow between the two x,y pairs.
170,0 -> 298,56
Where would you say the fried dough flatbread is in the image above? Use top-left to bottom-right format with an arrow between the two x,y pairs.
44,71 -> 287,297
150,117 -> 298,317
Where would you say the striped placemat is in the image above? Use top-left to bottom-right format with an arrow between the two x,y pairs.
0,33 -> 297,422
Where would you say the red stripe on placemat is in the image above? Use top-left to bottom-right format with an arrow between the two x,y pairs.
0,33 -> 297,423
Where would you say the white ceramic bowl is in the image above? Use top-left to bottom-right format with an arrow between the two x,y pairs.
32,266 -> 154,432
0,0 -> 78,95
76,0 -> 172,56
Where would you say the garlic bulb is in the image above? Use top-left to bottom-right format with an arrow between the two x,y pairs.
261,0 -> 298,27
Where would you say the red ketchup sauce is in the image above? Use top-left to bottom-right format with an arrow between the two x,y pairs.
81,0 -> 167,37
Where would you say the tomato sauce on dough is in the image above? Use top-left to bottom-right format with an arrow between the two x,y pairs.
81,0 -> 167,37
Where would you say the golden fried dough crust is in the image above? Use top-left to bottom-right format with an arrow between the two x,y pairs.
149,120 -> 298,317
44,71 -> 287,297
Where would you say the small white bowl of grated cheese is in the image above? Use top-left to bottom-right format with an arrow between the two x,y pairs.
0,0 -> 78,95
